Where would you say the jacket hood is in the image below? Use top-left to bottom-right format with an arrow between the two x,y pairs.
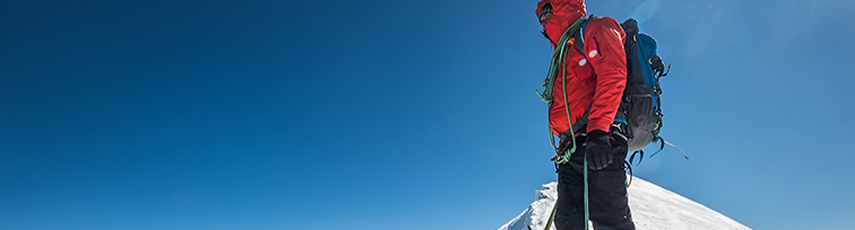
536,0 -> 586,47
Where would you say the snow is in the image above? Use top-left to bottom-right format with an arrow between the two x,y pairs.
498,176 -> 751,230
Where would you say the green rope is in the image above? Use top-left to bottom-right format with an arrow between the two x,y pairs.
540,16 -> 588,165
537,17 -> 588,105
544,150 -> 591,230
539,16 -> 591,230
555,46 -> 575,164
584,152 -> 590,230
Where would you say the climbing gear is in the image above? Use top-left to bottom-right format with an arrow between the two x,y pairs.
538,16 -> 589,165
537,16 -> 592,229
542,17 -> 690,167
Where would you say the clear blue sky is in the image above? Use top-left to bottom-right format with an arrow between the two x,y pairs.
1,0 -> 853,229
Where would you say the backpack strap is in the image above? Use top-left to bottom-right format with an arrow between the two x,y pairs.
571,15 -> 594,53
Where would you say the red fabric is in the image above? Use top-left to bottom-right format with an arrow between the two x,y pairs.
536,0 -> 627,135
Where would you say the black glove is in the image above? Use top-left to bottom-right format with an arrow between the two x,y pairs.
585,130 -> 613,171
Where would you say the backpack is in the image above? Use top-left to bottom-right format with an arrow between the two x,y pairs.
539,17 -> 672,158
614,18 -> 669,154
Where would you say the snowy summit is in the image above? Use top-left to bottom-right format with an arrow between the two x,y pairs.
499,176 -> 751,230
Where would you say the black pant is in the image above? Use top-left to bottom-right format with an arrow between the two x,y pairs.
554,137 -> 635,230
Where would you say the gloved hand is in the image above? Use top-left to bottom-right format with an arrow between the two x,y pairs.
585,130 -> 613,171
554,132 -> 576,164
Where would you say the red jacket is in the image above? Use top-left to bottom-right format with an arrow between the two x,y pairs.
536,0 -> 627,136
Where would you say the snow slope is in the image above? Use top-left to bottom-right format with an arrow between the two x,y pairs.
498,176 -> 751,230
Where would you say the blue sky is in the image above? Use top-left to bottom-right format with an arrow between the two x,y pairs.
1,0 -> 854,229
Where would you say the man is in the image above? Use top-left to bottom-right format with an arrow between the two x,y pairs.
535,0 -> 635,229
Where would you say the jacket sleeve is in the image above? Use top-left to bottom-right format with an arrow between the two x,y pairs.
584,17 -> 627,133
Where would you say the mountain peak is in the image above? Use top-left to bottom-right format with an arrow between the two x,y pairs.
499,176 -> 751,230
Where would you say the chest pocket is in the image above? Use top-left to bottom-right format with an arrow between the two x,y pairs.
565,49 -> 594,84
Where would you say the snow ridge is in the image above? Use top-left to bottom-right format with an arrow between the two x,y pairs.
498,176 -> 751,230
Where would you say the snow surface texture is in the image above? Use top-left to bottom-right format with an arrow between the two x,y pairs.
498,176 -> 751,230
